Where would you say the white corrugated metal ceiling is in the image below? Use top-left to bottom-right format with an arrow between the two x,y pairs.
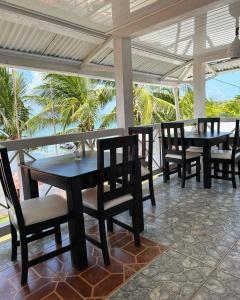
0,0 -> 239,84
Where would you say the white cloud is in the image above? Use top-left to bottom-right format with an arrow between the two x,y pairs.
26,71 -> 44,94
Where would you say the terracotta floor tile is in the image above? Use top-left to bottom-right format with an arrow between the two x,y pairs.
9,267 -> 39,290
14,278 -> 52,300
45,257 -> 64,273
110,248 -> 135,264
123,266 -> 136,280
108,232 -> 128,245
111,235 -> 133,248
86,224 -> 99,235
140,236 -> 159,247
43,292 -> 61,300
127,263 -> 146,272
81,265 -> 109,286
0,264 -> 21,280
33,262 -> 56,277
93,274 -> 123,297
66,276 -> 92,297
56,281 -> 84,300
24,282 -> 56,300
0,224 -> 164,299
136,246 -> 161,263
0,278 -> 17,299
123,241 -> 146,255
97,257 -> 123,274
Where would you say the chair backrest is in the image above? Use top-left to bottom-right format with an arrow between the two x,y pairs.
128,126 -> 153,172
0,146 -> 25,228
232,119 -> 240,159
198,118 -> 220,134
97,135 -> 140,211
161,122 -> 185,160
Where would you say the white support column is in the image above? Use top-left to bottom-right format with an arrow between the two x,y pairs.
193,59 -> 206,118
113,38 -> 134,130
193,14 -> 206,118
173,87 -> 180,120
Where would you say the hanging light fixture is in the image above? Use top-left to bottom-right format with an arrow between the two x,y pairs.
228,3 -> 240,59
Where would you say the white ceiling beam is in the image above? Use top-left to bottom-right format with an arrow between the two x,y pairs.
109,0 -> 237,38
0,48 -> 114,79
179,63 -> 193,80
132,42 -> 187,64
196,47 -> 229,63
81,37 -> 113,68
0,0 -> 107,43
0,47 -> 178,86
160,60 -> 193,81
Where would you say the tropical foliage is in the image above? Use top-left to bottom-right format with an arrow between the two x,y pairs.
0,67 -> 240,142
0,68 -> 29,139
26,73 -> 114,133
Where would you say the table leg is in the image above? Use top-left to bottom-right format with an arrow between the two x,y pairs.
203,145 -> 211,188
222,136 -> 230,179
67,180 -> 88,270
22,168 -> 39,199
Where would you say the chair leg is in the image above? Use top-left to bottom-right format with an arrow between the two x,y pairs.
148,178 -> 156,206
10,223 -> 17,261
131,205 -> 141,248
238,162 -> 240,181
54,225 -> 62,244
98,219 -> 110,265
163,161 -> 169,183
107,218 -> 114,232
181,164 -> 186,188
213,162 -> 218,177
187,162 -> 192,174
196,159 -> 201,182
177,164 -> 181,178
20,237 -> 28,285
231,163 -> 236,189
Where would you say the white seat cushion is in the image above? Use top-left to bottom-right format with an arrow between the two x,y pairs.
210,150 -> 240,160
187,146 -> 203,153
141,166 -> 150,176
9,194 -> 68,226
166,152 -> 201,160
211,150 -> 232,160
82,187 -> 132,210
187,146 -> 218,153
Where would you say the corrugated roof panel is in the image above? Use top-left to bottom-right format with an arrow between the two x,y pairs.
43,35 -> 97,60
92,47 -> 113,65
0,18 -> 98,61
0,19 -> 55,54
132,54 -> 176,75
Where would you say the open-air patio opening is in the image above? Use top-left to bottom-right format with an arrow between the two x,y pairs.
0,0 -> 240,299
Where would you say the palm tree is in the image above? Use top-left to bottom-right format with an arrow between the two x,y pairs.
102,84 -> 176,127
27,73 -> 114,149
222,96 -> 240,117
0,67 -> 29,140
179,87 -> 194,119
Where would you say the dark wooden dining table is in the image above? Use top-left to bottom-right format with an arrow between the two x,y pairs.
20,151 -> 144,271
184,131 -> 230,188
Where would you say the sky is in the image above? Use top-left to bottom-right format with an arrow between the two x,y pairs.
21,68 -> 240,102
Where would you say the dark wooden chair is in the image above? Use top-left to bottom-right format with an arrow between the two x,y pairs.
0,146 -> 71,285
210,119 -> 240,188
128,126 -> 155,206
81,135 -> 141,265
161,122 -> 201,188
187,117 -> 220,154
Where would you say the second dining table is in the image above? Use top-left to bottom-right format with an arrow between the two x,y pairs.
20,150 -> 144,271
184,131 -> 231,188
